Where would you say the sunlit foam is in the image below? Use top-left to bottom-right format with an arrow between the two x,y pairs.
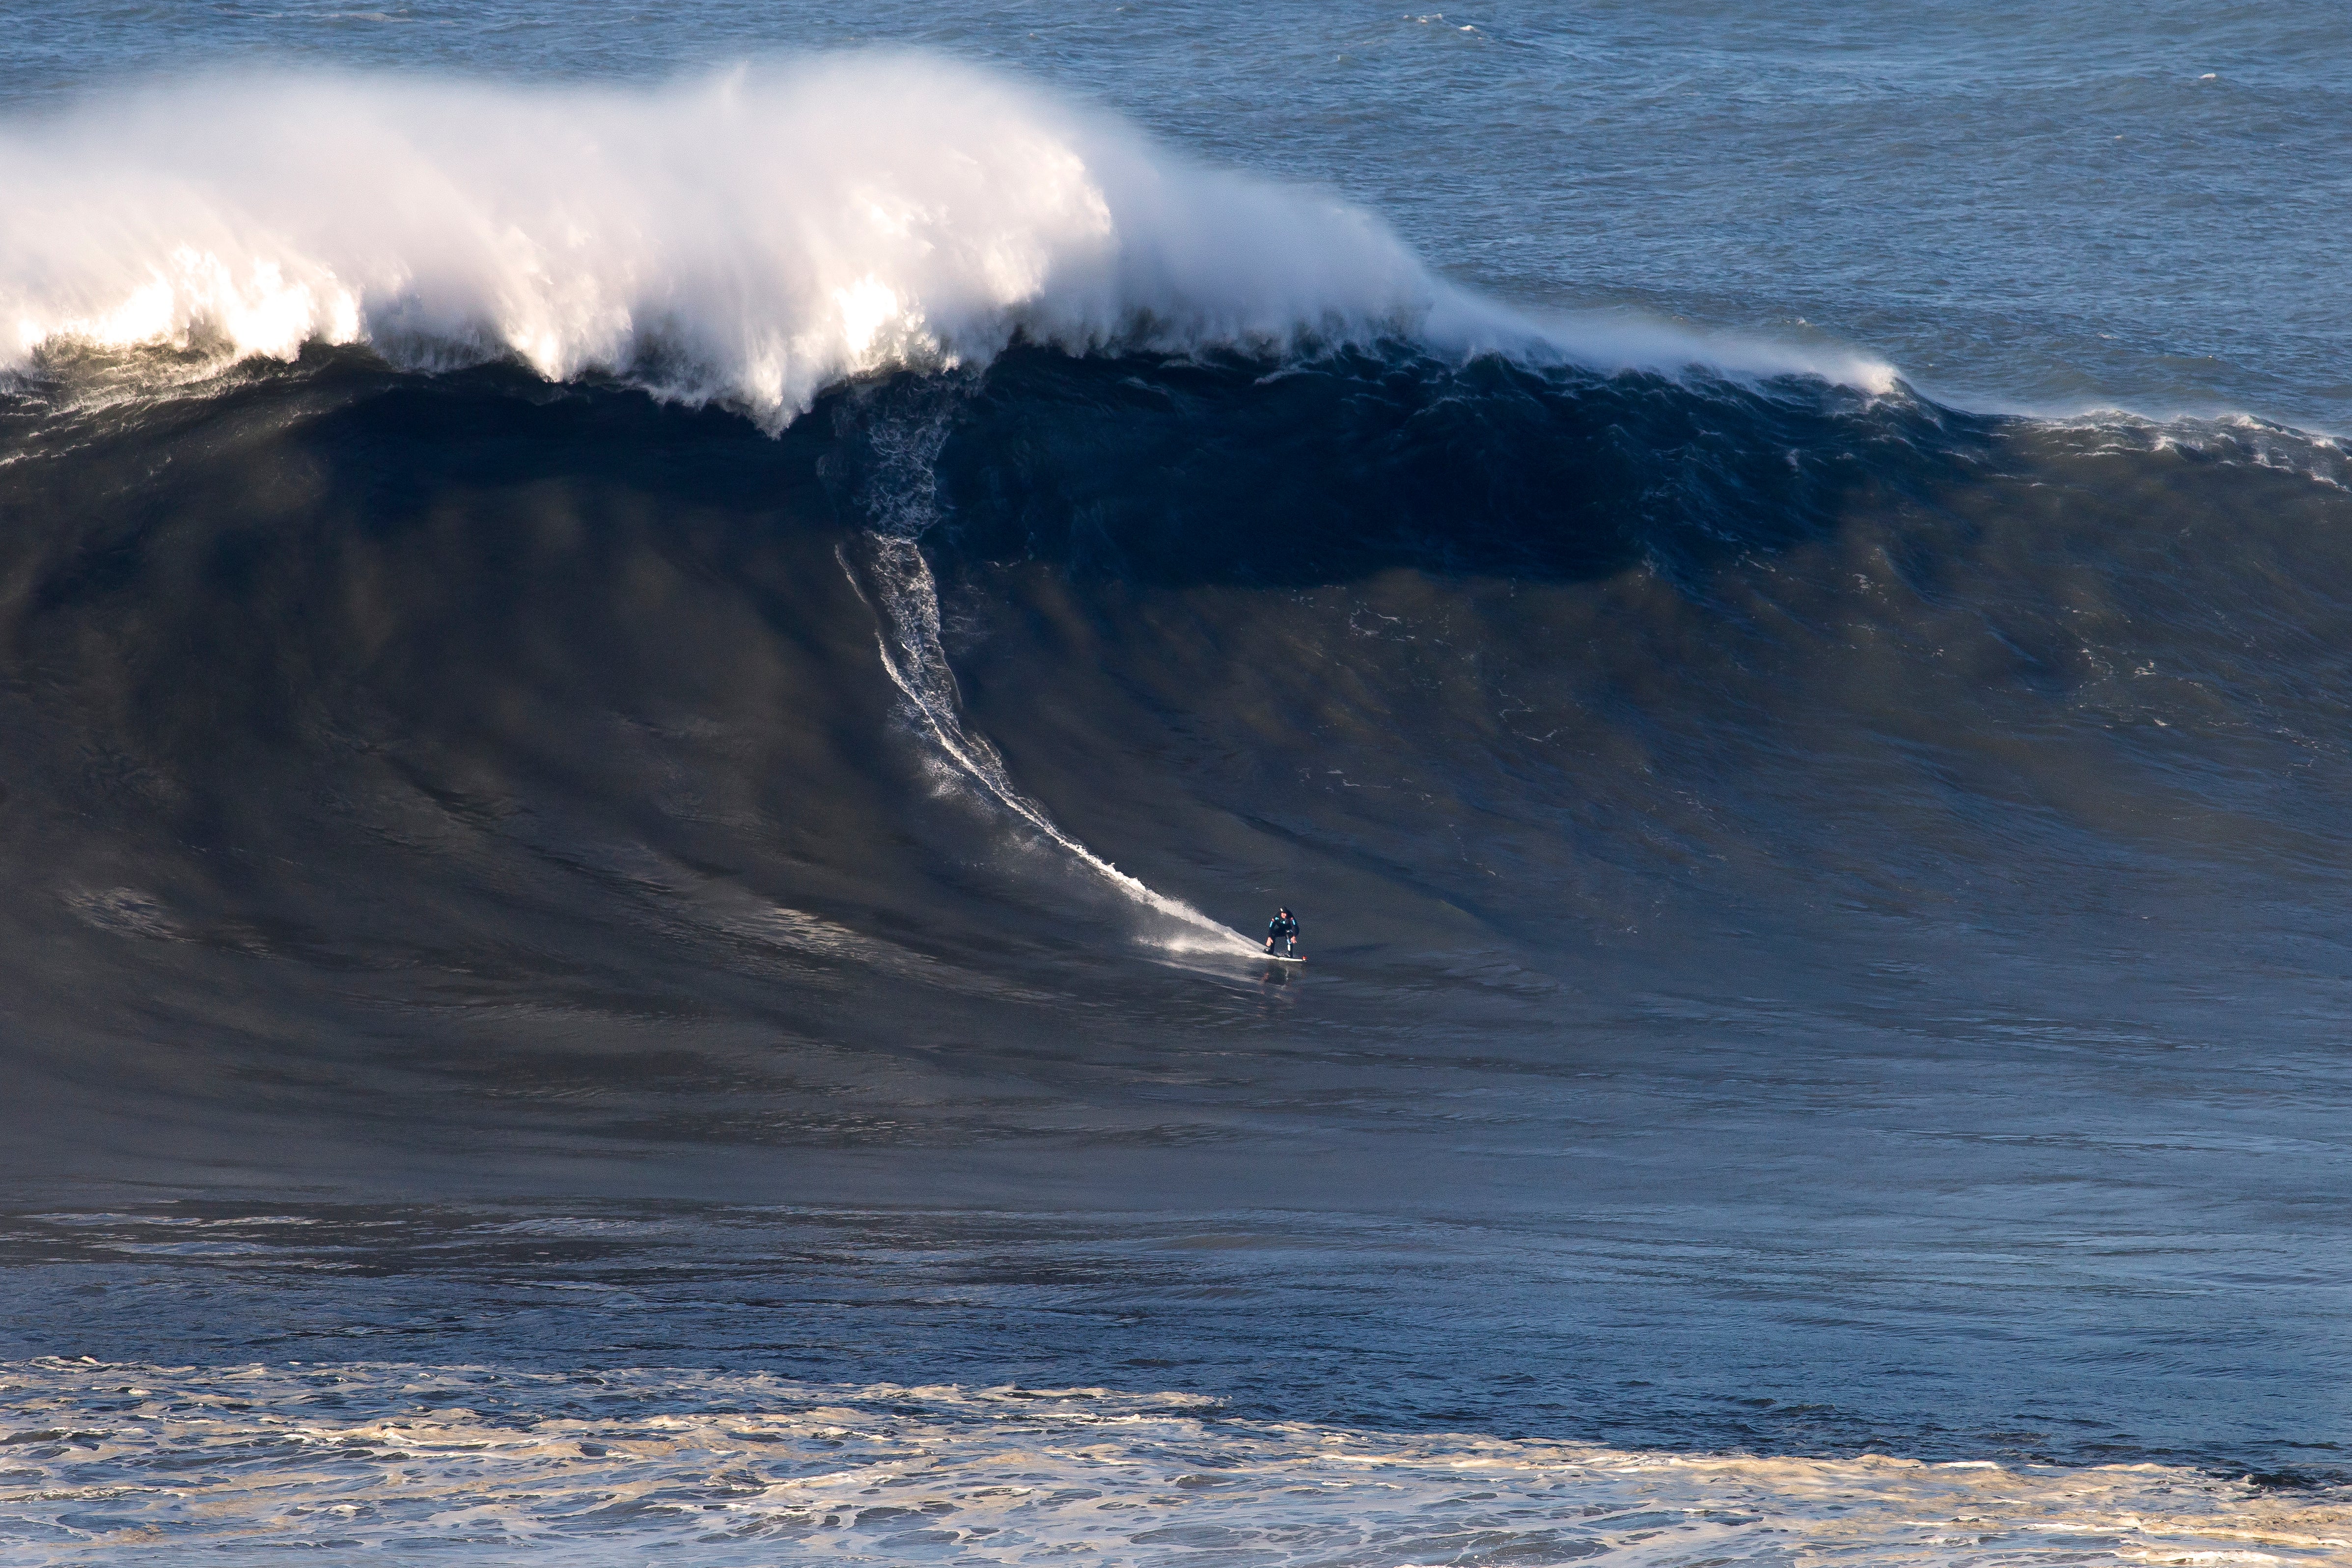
0,56 -> 1895,423
4,1361 -> 2343,1565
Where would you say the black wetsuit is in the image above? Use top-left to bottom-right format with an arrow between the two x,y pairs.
1267,914 -> 1299,954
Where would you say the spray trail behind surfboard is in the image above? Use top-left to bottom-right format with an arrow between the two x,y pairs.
833,397 -> 1261,960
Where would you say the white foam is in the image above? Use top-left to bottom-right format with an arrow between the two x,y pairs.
0,57 -> 1895,424
2,1360 -> 2344,1566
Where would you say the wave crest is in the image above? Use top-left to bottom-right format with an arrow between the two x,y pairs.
0,57 -> 1892,422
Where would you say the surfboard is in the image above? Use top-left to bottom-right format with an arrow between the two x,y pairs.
1265,954 -> 1306,963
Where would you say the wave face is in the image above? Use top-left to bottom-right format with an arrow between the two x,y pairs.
3,346 -> 2352,1160
0,62 -> 1892,424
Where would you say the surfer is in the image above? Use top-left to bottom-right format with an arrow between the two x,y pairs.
1266,907 -> 1300,957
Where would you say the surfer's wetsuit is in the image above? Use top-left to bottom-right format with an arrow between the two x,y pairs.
1267,912 -> 1300,955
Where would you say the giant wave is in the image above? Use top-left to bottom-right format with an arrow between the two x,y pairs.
0,139 -> 2349,1543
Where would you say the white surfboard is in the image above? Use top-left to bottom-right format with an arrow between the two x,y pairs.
1265,954 -> 1306,963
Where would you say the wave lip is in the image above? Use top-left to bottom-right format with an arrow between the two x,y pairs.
0,56 -> 1893,423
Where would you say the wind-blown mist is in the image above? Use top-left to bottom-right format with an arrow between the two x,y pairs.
0,57 -> 1892,421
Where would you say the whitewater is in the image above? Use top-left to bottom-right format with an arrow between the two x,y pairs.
0,58 -> 1895,423
7,1362 -> 2346,1568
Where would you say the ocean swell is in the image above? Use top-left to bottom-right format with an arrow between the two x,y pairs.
0,56 -> 1893,423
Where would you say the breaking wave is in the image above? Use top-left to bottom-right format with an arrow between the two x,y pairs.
0,56 -> 1895,424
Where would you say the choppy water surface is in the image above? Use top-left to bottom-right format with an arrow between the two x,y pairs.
4,1209 -> 2348,1564
3,3 -> 2351,1565
10,1365 -> 2349,1567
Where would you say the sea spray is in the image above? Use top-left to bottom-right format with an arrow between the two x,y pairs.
0,56 -> 1893,423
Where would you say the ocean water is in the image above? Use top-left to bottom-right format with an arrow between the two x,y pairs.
2,3 -> 2350,1565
